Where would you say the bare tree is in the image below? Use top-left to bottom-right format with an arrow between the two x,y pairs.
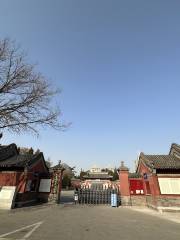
45,157 -> 53,168
0,38 -> 68,135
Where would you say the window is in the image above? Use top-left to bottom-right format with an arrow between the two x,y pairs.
39,179 -> 51,192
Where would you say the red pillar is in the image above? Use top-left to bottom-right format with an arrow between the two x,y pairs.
151,174 -> 161,196
119,161 -> 131,205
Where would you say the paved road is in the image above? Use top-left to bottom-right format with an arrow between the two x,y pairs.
0,205 -> 180,240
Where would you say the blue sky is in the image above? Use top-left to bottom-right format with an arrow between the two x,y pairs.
0,0 -> 180,172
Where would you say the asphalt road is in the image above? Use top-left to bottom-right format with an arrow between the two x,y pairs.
0,205 -> 180,240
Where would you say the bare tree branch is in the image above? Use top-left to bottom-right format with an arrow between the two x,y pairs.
0,38 -> 69,135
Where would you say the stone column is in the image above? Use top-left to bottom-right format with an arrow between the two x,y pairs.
119,161 -> 131,206
57,170 -> 63,203
49,170 -> 62,203
49,161 -> 64,204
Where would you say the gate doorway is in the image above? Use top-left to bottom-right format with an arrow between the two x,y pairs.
76,184 -> 121,206
60,190 -> 74,204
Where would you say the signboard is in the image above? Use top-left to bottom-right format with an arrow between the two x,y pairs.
39,179 -> 51,193
74,194 -> 78,201
0,186 -> 17,209
158,178 -> 180,194
129,179 -> 144,195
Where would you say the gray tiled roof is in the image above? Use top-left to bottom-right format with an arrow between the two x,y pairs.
0,144 -> 18,161
0,143 -> 43,168
0,154 -> 43,168
83,173 -> 113,179
141,154 -> 180,170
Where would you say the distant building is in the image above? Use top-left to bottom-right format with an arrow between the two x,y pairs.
83,172 -> 113,181
90,165 -> 101,173
82,166 -> 113,189
60,162 -> 74,178
90,165 -> 115,173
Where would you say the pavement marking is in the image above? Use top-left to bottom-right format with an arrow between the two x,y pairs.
20,221 -> 43,240
0,221 -> 43,239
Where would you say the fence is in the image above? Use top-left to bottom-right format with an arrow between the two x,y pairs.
76,187 -> 120,205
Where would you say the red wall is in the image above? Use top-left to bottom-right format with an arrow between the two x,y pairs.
129,179 -> 144,195
0,172 -> 17,186
0,172 -> 26,193
137,162 -> 160,196
71,179 -> 81,188
30,158 -> 48,173
119,170 -> 130,196
0,159 -> 49,193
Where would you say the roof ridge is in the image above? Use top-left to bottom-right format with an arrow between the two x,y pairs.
0,143 -> 19,162
171,143 -> 180,148
140,153 -> 180,170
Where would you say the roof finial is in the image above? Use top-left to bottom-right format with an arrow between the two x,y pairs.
121,161 -> 124,167
119,161 -> 129,171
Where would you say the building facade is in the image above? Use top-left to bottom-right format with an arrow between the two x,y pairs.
0,143 -> 51,207
135,143 -> 180,209
82,172 -> 113,189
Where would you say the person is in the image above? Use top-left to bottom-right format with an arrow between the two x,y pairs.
74,187 -> 78,204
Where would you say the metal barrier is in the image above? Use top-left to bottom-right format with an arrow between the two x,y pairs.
75,187 -> 120,206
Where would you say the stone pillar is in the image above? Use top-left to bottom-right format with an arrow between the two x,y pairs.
57,170 -> 63,203
49,161 -> 64,204
119,161 -> 131,206
49,170 -> 62,203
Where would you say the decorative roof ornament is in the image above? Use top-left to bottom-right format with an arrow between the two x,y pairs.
51,160 -> 65,171
119,161 -> 129,171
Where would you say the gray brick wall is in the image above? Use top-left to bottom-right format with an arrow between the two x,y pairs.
157,196 -> 180,207
130,196 -> 146,206
121,196 -> 131,206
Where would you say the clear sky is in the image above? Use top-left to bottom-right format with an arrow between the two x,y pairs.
0,0 -> 180,172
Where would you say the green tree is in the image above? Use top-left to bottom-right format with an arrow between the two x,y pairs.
28,147 -> 34,155
79,169 -> 88,180
45,157 -> 52,168
108,170 -> 114,176
112,168 -> 119,181
62,175 -> 71,188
